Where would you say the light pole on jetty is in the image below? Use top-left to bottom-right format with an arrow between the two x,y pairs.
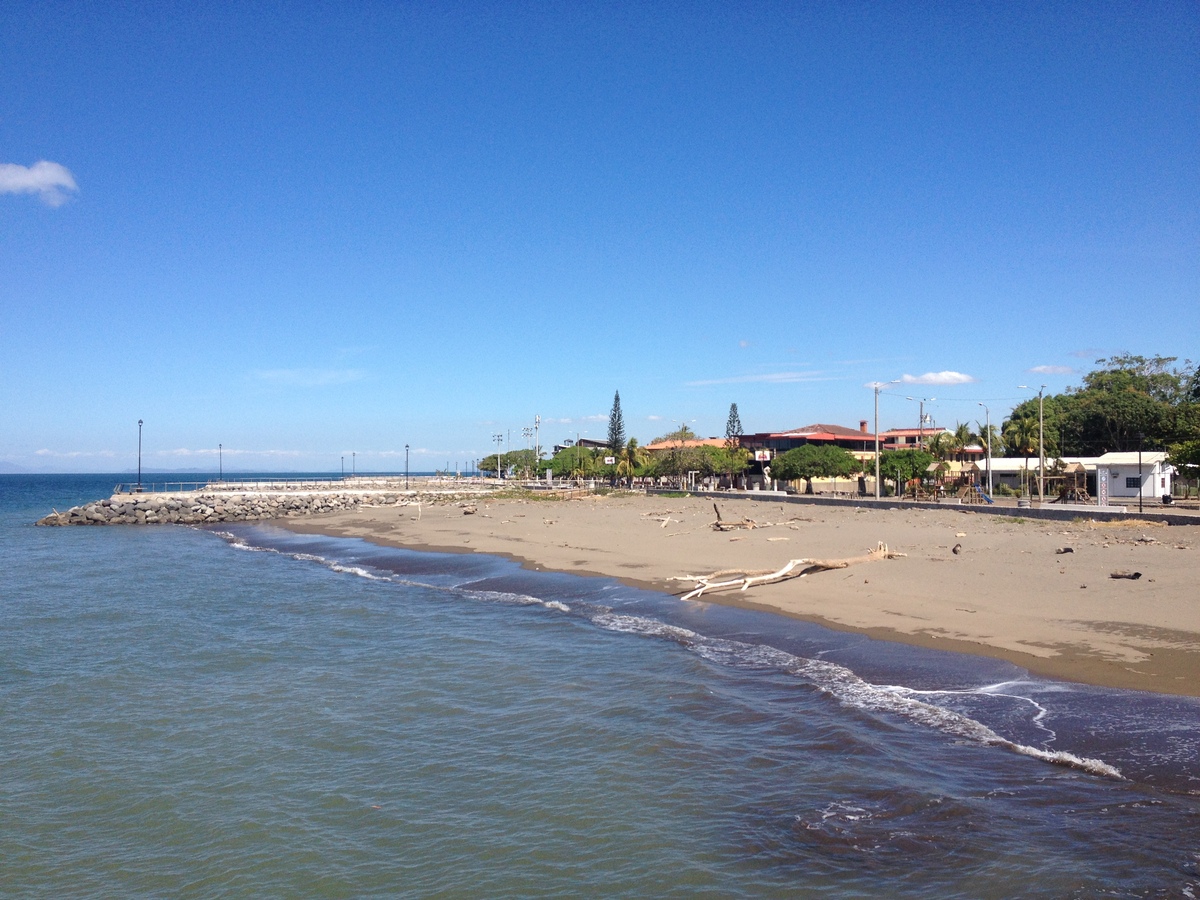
341,456 -> 344,478
137,419 -> 143,490
219,443 -> 222,481
405,444 -> 409,490
352,451 -> 356,476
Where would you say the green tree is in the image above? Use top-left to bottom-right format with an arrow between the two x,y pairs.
951,422 -> 974,462
725,403 -> 743,447
651,424 -> 697,444
926,431 -> 955,462
547,444 -> 598,479
1003,415 -> 1038,495
770,445 -> 860,494
607,391 -> 626,455
1169,440 -> 1200,498
616,438 -> 649,483
878,449 -> 935,496
975,420 -> 1000,460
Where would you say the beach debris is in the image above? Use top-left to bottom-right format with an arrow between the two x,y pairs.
1109,571 -> 1143,580
951,543 -> 962,555
767,536 -> 789,542
461,505 -> 477,515
955,532 -> 966,538
671,542 -> 906,600
1055,547 -> 1074,554
1137,535 -> 1156,543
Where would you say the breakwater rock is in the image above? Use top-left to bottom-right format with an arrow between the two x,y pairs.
36,490 -> 417,527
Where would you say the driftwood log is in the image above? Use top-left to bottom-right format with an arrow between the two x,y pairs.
671,542 -> 906,601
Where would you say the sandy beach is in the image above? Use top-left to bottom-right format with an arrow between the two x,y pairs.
281,492 -> 1200,697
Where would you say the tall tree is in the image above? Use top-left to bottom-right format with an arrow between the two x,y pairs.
725,403 -> 743,447
1003,415 -> 1038,495
952,422 -> 974,462
607,391 -> 626,454
927,431 -> 955,462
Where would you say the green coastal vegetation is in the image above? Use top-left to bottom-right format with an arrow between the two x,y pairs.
477,356 -> 1200,495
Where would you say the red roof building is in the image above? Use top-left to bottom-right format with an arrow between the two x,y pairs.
738,422 -> 877,460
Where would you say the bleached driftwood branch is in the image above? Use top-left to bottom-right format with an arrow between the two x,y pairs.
671,542 -> 906,601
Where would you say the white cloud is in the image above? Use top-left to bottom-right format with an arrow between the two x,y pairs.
35,448 -> 116,458
899,371 -> 977,385
686,371 -> 831,387
1027,365 -> 1074,375
254,368 -> 366,387
0,160 -> 79,206
738,340 -> 750,348
646,415 -> 663,421
152,447 -> 302,457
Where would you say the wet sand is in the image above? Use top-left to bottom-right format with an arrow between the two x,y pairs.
280,493 -> 1200,697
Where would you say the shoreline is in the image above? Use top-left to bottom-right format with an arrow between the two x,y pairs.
274,492 -> 1200,698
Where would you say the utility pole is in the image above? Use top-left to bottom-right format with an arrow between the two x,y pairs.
905,396 -> 935,449
493,433 -> 504,479
219,443 -> 223,481
137,419 -> 143,490
405,444 -> 409,490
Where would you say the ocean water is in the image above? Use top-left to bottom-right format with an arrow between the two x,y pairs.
3,475 -> 1199,898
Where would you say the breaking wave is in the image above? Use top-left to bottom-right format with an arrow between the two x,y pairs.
591,612 -> 1123,780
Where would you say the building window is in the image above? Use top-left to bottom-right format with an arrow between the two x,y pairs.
1125,477 -> 1140,489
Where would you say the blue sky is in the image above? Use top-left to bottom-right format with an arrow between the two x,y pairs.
2,2 -> 1196,472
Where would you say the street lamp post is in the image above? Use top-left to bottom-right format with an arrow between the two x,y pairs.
352,451 -> 356,477
978,403 -> 992,496
137,419 -> 143,490
871,380 -> 899,500
219,443 -> 223,481
405,444 -> 410,490
493,433 -> 504,480
341,456 -> 344,478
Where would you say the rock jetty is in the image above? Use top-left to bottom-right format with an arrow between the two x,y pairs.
37,489 -> 418,527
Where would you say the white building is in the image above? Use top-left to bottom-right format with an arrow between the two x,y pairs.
974,452 -> 1173,503
1094,451 -> 1173,503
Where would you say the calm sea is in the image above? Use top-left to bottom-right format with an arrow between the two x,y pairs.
3,474 -> 1198,898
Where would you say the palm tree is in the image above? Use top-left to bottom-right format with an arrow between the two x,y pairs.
975,420 -> 1000,460
952,422 -> 974,463
616,438 -> 648,486
1004,415 -> 1038,495
927,431 -> 955,462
